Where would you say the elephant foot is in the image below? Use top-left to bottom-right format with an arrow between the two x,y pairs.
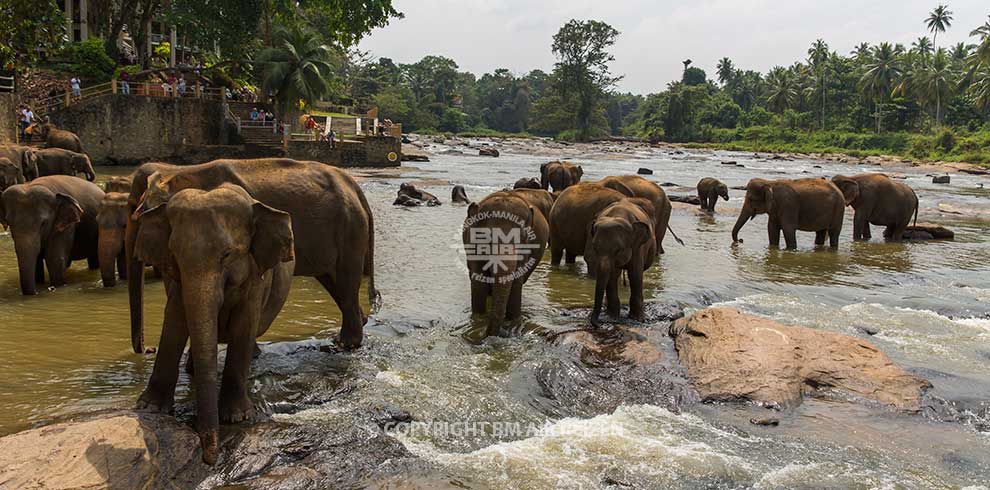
136,389 -> 174,414
336,330 -> 364,350
220,395 -> 255,424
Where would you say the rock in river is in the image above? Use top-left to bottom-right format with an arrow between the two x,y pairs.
669,307 -> 931,411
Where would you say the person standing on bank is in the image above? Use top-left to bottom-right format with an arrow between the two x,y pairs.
70,77 -> 81,98
119,71 -> 130,95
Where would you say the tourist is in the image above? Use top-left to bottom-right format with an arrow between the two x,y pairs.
178,76 -> 187,95
17,105 -> 28,140
119,71 -> 130,95
161,79 -> 172,96
305,115 -> 318,139
328,128 -> 336,149
250,108 -> 259,121
70,77 -> 81,98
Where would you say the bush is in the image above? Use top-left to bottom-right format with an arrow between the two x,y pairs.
556,129 -> 580,142
935,128 -> 956,153
70,38 -> 115,81
438,108 -> 467,133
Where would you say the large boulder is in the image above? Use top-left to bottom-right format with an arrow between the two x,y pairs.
669,307 -> 930,411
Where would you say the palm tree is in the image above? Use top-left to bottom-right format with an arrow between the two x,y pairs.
765,66 -> 798,114
716,57 -> 735,86
860,42 -> 903,133
915,48 -> 955,128
912,36 -> 933,55
256,24 -> 336,119
852,42 -> 872,61
971,15 -> 990,69
808,39 -> 830,129
926,5 -> 953,50
950,42 -> 971,62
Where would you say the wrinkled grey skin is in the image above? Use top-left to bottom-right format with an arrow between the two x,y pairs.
35,148 -> 96,181
697,177 -> 729,213
0,157 -> 25,192
513,177 -> 542,190
0,175 -> 103,294
0,146 -> 39,182
540,161 -> 583,192
133,184 -> 295,466
831,174 -> 918,241
731,178 -> 845,249
40,123 -> 86,154
97,192 -> 130,286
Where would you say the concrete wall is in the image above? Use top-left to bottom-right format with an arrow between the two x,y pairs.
49,95 -> 228,165
287,136 -> 401,168
0,94 -> 15,145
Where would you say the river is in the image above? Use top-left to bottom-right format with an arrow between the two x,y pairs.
1,144 -> 989,488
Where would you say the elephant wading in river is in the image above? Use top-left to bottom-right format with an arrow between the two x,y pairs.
540,161 -> 583,192
697,177 -> 729,213
0,145 -> 39,182
133,183 -> 295,465
831,174 -> 919,241
0,157 -> 25,192
97,192 -> 130,286
549,183 -> 630,265
597,175 -> 682,254
0,175 -> 103,294
125,158 -> 377,353
464,191 -> 548,337
732,178 -> 845,249
586,198 -> 657,327
34,148 -> 96,181
513,177 -> 541,190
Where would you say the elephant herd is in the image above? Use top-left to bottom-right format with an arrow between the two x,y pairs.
0,151 -> 922,465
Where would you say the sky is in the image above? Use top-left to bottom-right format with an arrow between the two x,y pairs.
358,0 -> 990,95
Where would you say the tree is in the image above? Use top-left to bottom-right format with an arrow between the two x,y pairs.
808,39 -> 830,129
765,66 -> 798,114
256,23 -> 336,117
0,0 -> 65,66
165,0 -> 263,61
852,42 -> 872,61
912,36 -> 933,55
860,42 -> 903,132
716,57 -> 735,86
917,48 -> 956,127
682,67 -> 707,86
926,4 -> 953,50
549,19 -> 622,140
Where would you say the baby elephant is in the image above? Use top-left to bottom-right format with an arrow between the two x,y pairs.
0,157 -> 25,192
96,192 -> 129,286
451,185 -> 470,204
831,174 -> 918,241
133,183 -> 295,465
394,182 -> 440,206
586,198 -> 657,327
697,177 -> 729,213
104,175 -> 133,193
513,177 -> 542,190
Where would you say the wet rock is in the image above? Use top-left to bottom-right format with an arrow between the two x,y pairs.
637,167 -> 653,175
856,325 -> 880,336
513,177 -> 542,189
451,185 -> 470,204
721,161 -> 737,165
933,175 -> 951,184
749,417 -> 780,426
904,224 -> 954,240
658,182 -> 679,187
730,185 -> 748,191
368,401 -> 414,430
668,194 -> 701,206
401,153 -> 429,162
479,146 -> 500,157
669,307 -> 931,411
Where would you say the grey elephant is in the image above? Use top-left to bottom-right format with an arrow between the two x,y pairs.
0,145 -> 39,181
731,178 -> 845,249
831,174 -> 918,241
451,185 -> 470,204
513,177 -> 542,190
133,183 -> 295,465
40,123 -> 86,154
697,177 -> 729,213
0,175 -> 103,294
97,192 -> 129,286
0,157 -> 26,192
35,148 -> 96,181
104,176 -> 133,193
394,182 -> 440,206
540,161 -> 583,192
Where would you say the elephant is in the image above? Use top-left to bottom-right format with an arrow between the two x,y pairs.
464,191 -> 548,337
548,183 -> 630,265
34,148 -> 96,181
731,178 -> 845,249
513,177 -> 542,190
125,158 -> 377,354
0,145 -> 39,181
597,175 -> 682,253
0,175 -> 103,294
540,161 -> 583,192
40,123 -> 86,154
451,185 -> 470,204
133,183 -> 295,465
97,192 -> 130,286
511,188 -> 555,221
831,174 -> 919,241
697,177 -> 729,213
0,157 -> 25,192
586,198 -> 657,327
394,182 -> 440,206
104,176 -> 133,193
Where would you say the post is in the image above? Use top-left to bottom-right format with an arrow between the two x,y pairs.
78,0 -> 88,40
169,26 -> 177,67
112,79 -> 117,94
355,117 -> 361,135
65,0 -> 74,42
145,20 -> 152,59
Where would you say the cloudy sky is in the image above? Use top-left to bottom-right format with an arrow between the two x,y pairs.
359,0 -> 989,94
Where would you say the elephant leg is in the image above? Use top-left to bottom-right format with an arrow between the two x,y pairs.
828,227 -> 841,248
318,264 -> 365,349
550,244 -> 563,266
888,221 -> 908,242
45,247 -> 68,288
470,279 -> 488,314
767,220 -> 781,248
117,252 -> 128,280
87,254 -> 99,270
137,291 -> 188,414
605,273 -> 621,319
219,304 -> 259,424
853,212 -> 869,240
783,227 -> 798,250
628,266 -> 645,321
34,254 -> 46,285
185,354 -> 194,375
815,230 -> 827,246
506,280 -> 524,321
565,251 -> 577,264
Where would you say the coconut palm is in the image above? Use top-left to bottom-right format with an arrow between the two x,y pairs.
256,24 -> 336,118
765,66 -> 798,114
926,5 -> 953,50
808,39 -> 830,129
950,42 -> 971,62
915,48 -> 956,128
852,42 -> 872,61
716,57 -> 736,86
912,36 -> 933,55
860,42 -> 903,133
971,16 -> 990,68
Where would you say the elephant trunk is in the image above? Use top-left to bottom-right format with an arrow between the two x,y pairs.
732,205 -> 752,242
181,270 -> 222,465
99,227 -> 124,287
14,235 -> 40,295
487,276 -> 512,337
126,215 -> 145,353
589,258 -> 610,328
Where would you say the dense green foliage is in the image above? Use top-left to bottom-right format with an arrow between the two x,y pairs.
69,38 -> 116,81
0,0 -> 65,67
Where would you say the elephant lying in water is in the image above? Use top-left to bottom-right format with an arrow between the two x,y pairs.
513,177 -> 541,190
0,175 -> 103,294
133,183 -> 295,465
831,174 -> 918,241
104,176 -> 132,193
394,182 -> 440,206
732,178 -> 844,249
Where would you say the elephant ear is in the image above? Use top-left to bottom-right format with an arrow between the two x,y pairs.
632,221 -> 652,247
22,150 -> 38,181
251,202 -> 294,272
53,193 -> 84,233
574,165 -> 583,180
467,202 -> 480,219
835,179 -> 859,206
763,186 -> 774,212
134,203 -> 172,267
539,163 -> 550,190
602,180 -> 635,198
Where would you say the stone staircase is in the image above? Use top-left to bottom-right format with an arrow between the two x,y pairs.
226,101 -> 283,151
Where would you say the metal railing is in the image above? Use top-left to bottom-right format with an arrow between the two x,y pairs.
30,80 -> 226,120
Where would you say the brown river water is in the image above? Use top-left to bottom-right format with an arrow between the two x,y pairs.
1,144 -> 989,488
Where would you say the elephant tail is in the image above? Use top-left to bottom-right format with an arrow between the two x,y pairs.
913,194 -> 919,227
667,224 -> 685,246
357,186 -> 381,312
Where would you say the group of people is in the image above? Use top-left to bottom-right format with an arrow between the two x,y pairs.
250,107 -> 277,123
304,115 -> 337,148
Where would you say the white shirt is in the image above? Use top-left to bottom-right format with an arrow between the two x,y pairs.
70,78 -> 80,88
24,110 -> 32,124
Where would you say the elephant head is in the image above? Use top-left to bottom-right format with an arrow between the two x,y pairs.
0,184 -> 84,294
104,176 -> 133,194
513,177 -> 541,190
133,183 -> 294,464
0,157 -> 25,192
716,182 -> 730,201
587,215 -> 652,328
72,153 -> 96,181
830,175 -> 860,206
732,179 -> 774,243
540,161 -> 583,192
97,192 -> 130,286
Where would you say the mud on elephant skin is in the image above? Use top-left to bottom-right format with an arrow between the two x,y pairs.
731,177 -> 845,249
34,147 -> 96,181
696,177 -> 729,213
540,161 -> 583,192
394,182 -> 440,206
0,175 -> 103,295
831,173 -> 919,241
464,191 -> 549,337
133,183 -> 296,465
97,192 -> 130,286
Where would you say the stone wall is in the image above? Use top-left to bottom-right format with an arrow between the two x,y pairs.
0,93 -> 15,144
49,95 -> 229,165
287,136 -> 401,168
